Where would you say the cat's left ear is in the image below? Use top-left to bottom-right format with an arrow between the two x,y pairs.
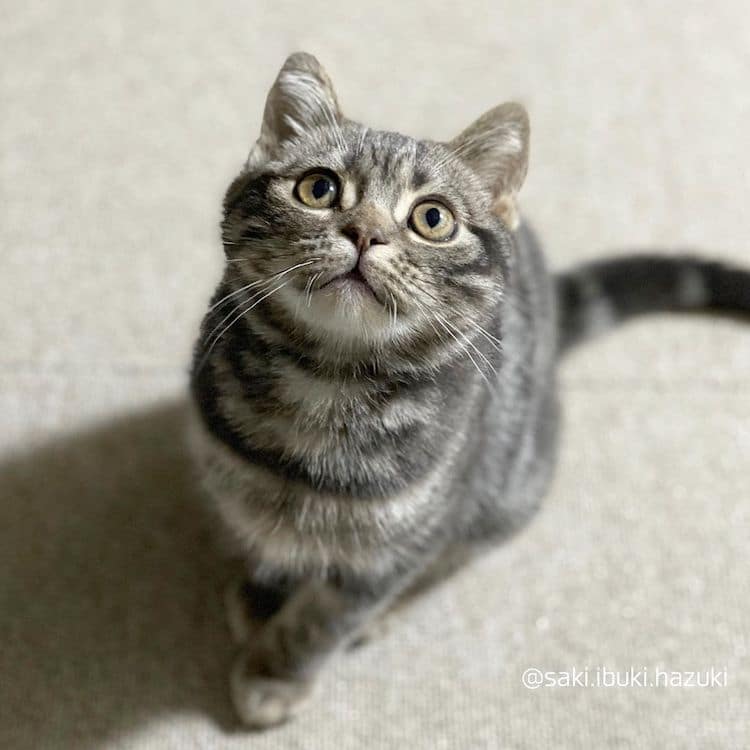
449,102 -> 529,230
245,52 -> 342,170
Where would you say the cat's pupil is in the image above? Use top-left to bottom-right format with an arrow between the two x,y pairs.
425,207 -> 441,228
312,178 -> 330,200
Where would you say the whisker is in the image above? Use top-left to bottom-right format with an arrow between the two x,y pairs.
357,126 -> 369,156
306,272 -> 322,307
437,317 -> 492,387
303,274 -> 315,309
436,313 -> 495,374
195,280 -> 291,374
469,322 -> 503,352
208,279 -> 268,313
388,292 -> 398,327
411,288 -> 497,386
203,265 -> 308,348
416,287 -> 501,358
431,314 -> 488,385
208,259 -> 318,313
202,291 -> 266,351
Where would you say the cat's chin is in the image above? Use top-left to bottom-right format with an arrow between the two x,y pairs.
322,270 -> 379,303
278,284 -> 403,344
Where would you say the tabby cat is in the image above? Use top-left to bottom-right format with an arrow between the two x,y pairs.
190,52 -> 750,728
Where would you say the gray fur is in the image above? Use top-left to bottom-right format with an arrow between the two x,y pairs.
556,254 -> 750,351
189,52 -> 750,729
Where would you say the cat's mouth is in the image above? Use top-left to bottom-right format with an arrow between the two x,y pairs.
321,267 -> 381,303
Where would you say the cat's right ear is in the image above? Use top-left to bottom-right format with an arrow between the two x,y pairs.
448,102 -> 530,230
245,52 -> 342,170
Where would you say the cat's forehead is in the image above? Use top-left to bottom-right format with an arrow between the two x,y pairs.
275,123 -> 483,206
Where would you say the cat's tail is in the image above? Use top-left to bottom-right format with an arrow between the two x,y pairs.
555,254 -> 750,353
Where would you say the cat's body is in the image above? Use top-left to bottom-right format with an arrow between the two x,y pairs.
191,221 -> 556,582
189,53 -> 750,729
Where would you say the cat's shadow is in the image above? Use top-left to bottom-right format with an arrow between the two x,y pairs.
0,400 -> 241,748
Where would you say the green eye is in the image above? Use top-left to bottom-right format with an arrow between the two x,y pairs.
409,200 -> 456,241
295,172 -> 339,209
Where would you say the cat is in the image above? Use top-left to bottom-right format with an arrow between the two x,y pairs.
189,52 -> 750,729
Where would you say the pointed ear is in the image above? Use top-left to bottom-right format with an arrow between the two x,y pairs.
246,52 -> 342,170
448,102 -> 529,229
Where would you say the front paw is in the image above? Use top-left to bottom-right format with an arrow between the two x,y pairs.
230,651 -> 314,729
347,612 -> 391,650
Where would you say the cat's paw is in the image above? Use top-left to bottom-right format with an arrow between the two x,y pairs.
347,613 -> 391,650
230,652 -> 314,729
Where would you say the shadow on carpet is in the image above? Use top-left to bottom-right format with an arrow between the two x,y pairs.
0,400 -> 240,748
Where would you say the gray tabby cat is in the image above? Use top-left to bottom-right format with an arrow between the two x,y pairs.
190,52 -> 750,729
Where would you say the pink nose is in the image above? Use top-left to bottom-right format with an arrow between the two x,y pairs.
341,224 -> 387,255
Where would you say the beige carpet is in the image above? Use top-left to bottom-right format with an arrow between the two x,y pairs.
2,2 -> 748,748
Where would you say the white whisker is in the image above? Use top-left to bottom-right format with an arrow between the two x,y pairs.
307,272 -> 322,307
208,259 -> 318,313
436,313 -> 495,375
434,314 -> 492,387
357,127 -> 369,156
195,280 -> 291,374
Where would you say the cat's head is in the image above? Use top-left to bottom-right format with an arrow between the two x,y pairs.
221,52 -> 529,359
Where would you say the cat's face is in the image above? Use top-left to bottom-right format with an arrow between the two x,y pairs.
220,53 -> 529,357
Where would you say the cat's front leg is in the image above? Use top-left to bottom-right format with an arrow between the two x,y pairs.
230,576 -> 392,729
224,574 -> 293,644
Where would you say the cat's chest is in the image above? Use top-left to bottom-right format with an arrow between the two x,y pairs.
241,367 -> 430,462
269,367 -> 384,437
190,409 -> 443,577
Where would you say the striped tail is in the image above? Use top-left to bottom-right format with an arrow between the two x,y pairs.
556,254 -> 750,353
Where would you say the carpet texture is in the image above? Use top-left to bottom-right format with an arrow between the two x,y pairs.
1,2 -> 748,748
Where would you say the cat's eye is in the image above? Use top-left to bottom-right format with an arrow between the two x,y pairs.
295,172 -> 339,209
409,200 -> 456,242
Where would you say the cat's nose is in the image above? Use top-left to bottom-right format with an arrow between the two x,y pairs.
341,224 -> 387,255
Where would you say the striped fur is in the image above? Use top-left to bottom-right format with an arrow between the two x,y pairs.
557,255 -> 750,351
189,53 -> 750,728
